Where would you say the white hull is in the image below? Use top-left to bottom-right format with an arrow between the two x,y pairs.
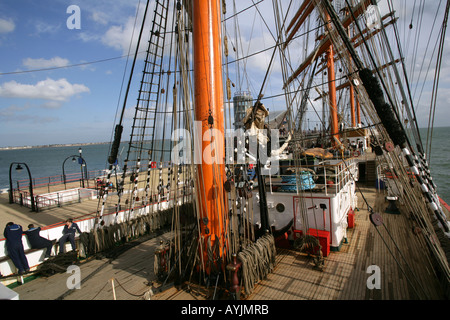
0,195 -> 181,281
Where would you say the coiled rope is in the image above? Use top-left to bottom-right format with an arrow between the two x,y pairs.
79,204 -> 179,256
293,234 -> 324,270
237,233 -> 276,296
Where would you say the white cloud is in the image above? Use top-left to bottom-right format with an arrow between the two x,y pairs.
101,16 -> 147,54
0,104 -> 31,118
77,32 -> 100,43
0,109 -> 58,124
0,18 -> 15,34
0,103 -> 58,124
80,0 -> 139,26
40,101 -> 64,109
0,78 -> 90,101
91,11 -> 109,25
101,2 -> 154,55
34,21 -> 60,35
22,56 -> 70,69
75,1 -> 149,54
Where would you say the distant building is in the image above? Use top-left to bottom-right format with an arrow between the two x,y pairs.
233,92 -> 253,129
266,110 -> 288,130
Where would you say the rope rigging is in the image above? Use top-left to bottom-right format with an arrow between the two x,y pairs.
307,0 -> 450,297
426,0 -> 450,163
27,0 -> 447,300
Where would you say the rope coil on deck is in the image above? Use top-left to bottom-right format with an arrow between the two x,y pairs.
79,204 -> 178,256
237,233 -> 276,296
28,204 -> 188,281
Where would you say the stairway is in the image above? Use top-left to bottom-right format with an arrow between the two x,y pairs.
365,159 -> 377,182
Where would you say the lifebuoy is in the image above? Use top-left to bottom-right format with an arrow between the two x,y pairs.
384,141 -> 394,152
353,150 -> 360,157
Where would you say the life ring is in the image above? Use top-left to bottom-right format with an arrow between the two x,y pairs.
353,150 -> 360,157
384,141 -> 394,152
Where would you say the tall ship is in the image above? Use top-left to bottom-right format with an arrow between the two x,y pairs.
2,0 -> 450,300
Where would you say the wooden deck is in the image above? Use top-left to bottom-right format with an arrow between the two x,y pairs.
152,185 -> 445,300
13,232 -> 173,300
151,184 -> 446,300
0,169 -> 171,231
247,206 -> 444,300
11,183 -> 446,300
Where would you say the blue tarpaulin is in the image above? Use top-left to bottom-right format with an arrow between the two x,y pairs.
279,172 -> 315,192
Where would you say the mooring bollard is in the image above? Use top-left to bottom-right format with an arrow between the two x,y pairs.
226,253 -> 242,299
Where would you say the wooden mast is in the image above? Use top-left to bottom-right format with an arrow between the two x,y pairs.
325,11 -> 340,146
356,99 -> 361,125
192,0 -> 228,272
284,1 -> 378,144
346,8 -> 357,128
349,85 -> 357,127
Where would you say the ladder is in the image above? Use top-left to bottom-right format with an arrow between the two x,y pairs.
117,0 -> 171,214
127,0 -> 170,166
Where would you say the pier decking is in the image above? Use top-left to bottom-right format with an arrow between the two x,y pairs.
0,181 -> 114,230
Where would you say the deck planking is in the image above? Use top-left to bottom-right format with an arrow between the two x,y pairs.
245,186 -> 445,300
11,183 -> 447,300
13,232 -> 173,300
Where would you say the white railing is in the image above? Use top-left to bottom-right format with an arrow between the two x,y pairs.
35,188 -> 98,209
11,188 -> 99,211
265,158 -> 358,195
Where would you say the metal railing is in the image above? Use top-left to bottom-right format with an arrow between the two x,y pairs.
10,188 -> 99,211
264,158 -> 358,195
7,161 -> 175,211
13,161 -> 175,192
13,169 -> 107,191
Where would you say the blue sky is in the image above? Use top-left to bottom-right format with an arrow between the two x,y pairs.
0,0 -> 145,147
0,0 -> 268,148
0,1 -> 449,148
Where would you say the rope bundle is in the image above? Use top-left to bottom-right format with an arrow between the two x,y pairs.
293,234 -> 324,269
79,204 -> 186,256
293,234 -> 320,253
237,233 -> 276,296
36,251 -> 79,277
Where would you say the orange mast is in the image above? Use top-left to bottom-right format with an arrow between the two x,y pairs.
356,99 -> 361,125
349,85 -> 356,127
346,8 -> 356,128
192,0 -> 228,272
325,13 -> 340,146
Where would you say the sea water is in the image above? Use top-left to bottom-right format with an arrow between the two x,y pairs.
0,140 -> 172,192
0,144 -> 112,191
1,128 -> 449,204
419,126 -> 450,204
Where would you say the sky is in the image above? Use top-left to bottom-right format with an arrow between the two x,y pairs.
0,0 -> 449,148
0,0 -> 147,147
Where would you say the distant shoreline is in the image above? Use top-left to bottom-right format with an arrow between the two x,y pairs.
1,126 -> 448,151
0,142 -> 109,151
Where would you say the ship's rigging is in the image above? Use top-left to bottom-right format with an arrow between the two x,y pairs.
90,0 -> 450,299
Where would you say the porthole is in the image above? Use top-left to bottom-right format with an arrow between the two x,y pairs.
276,203 -> 285,213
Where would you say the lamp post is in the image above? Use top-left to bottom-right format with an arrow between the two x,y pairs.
62,154 -> 88,189
78,148 -> 85,188
9,162 -> 36,212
